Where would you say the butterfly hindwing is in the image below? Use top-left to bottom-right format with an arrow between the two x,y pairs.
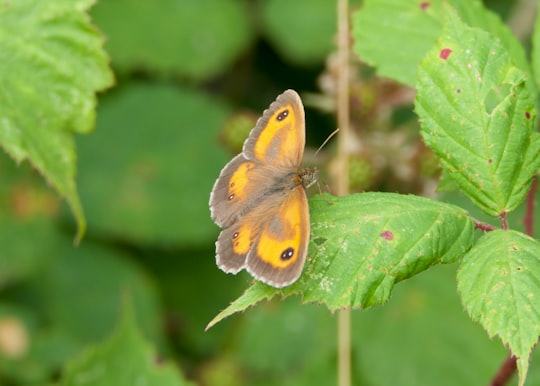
246,186 -> 310,288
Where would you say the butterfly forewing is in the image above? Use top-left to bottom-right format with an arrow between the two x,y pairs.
243,90 -> 305,167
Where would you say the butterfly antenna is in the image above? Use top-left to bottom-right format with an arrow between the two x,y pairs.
311,128 -> 340,161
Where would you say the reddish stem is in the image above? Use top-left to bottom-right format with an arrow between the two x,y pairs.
523,176 -> 537,237
500,212 -> 509,230
473,220 -> 496,232
489,355 -> 517,386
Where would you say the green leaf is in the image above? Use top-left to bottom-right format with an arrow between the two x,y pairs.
0,152 -> 62,287
34,240 -> 163,346
207,192 -> 474,328
91,0 -> 252,81
415,8 -> 540,217
436,169 -> 461,192
457,230 -> 540,386
0,0 -> 114,240
531,3 -> 540,90
353,0 -> 534,92
234,298 -> 335,376
0,236 -> 165,384
353,0 -> 442,86
260,0 -> 337,65
60,302 -> 193,386
353,264 -> 507,385
0,215 -> 59,287
77,83 -> 230,246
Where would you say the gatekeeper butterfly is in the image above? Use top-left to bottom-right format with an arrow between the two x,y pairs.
210,90 -> 318,288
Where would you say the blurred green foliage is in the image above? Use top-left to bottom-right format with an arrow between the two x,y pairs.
0,0 -> 538,386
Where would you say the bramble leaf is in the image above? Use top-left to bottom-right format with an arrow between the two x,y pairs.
457,230 -> 540,386
415,8 -> 540,216
208,193 -> 474,328
0,0 -> 114,239
353,0 -> 533,93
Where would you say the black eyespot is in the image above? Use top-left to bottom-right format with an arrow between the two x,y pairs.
232,232 -> 239,239
280,247 -> 295,260
276,109 -> 289,121
228,194 -> 235,201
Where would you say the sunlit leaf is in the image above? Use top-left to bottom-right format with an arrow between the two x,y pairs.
458,230 -> 540,386
208,192 -> 474,328
415,7 -> 540,216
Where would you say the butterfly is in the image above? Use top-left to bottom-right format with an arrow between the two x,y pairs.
209,90 -> 318,288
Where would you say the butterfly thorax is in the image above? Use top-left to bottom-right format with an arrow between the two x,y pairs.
270,166 -> 318,192
299,167 -> 318,189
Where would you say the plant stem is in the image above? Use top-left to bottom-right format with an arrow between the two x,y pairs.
336,0 -> 349,193
336,0 -> 351,385
489,355 -> 517,386
500,211 -> 509,230
473,220 -> 497,232
523,176 -> 536,236
338,309 -> 351,386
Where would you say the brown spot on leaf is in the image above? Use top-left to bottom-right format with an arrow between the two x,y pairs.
440,48 -> 452,60
380,230 -> 394,241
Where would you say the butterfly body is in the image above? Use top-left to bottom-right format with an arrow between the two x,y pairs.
210,90 -> 317,288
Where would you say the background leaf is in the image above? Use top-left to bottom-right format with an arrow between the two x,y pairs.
261,0 -> 338,65
353,0 -> 533,93
457,230 -> 540,386
60,302 -> 193,386
415,7 -> 540,216
0,235 -> 164,384
91,0 -> 252,81
531,2 -> 540,90
352,0 -> 443,86
0,152 -> 61,287
0,0 -> 114,238
76,83 -> 230,246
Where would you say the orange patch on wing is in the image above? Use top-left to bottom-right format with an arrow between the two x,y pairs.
254,103 -> 299,163
227,161 -> 255,203
232,222 -> 255,256
256,197 -> 304,268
